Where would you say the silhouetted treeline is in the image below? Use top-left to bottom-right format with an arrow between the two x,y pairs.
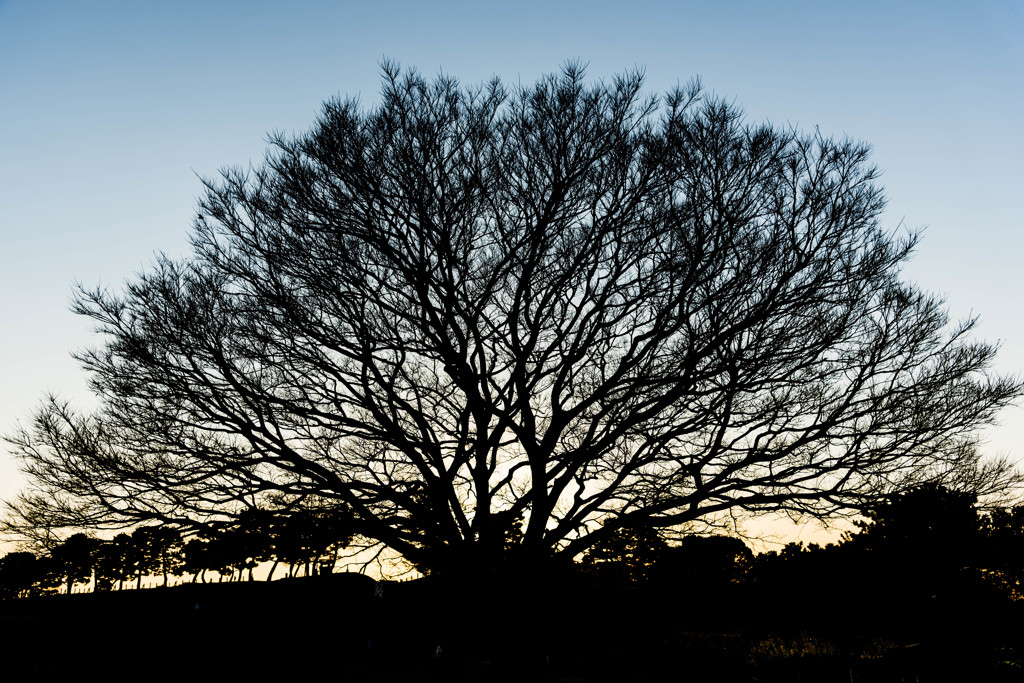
564,485 -> 1022,681
5,485 -> 1024,604
3,486 -> 1024,680
0,502 -> 352,596
574,485 -> 1022,597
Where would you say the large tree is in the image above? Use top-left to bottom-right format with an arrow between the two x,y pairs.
4,63 -> 1021,577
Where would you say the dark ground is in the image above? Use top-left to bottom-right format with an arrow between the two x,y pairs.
1,572 -> 1021,681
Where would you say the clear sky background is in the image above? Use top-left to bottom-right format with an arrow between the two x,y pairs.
1,0 -> 1022,546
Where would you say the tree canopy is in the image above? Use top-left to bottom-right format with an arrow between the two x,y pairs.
4,63 -> 1021,577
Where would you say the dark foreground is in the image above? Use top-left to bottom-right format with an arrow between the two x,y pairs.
1,572 -> 1021,681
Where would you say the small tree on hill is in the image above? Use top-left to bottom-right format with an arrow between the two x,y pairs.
50,533 -> 100,594
94,535 -> 133,590
0,551 -> 43,599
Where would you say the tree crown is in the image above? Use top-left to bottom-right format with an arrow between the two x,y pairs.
5,63 -> 1020,576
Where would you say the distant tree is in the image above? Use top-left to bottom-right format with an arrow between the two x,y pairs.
133,526 -> 184,587
4,63 -> 1021,580
203,515 -> 268,582
0,551 -> 43,599
757,487 -> 993,599
775,483 -> 1015,630
93,535 -> 131,591
116,531 -> 145,589
182,537 -> 213,583
653,535 -> 753,588
273,501 -> 353,577
227,509 -> 276,581
982,505 -> 1024,595
49,533 -> 100,594
580,523 -> 668,583
847,484 -> 982,580
191,526 -> 238,582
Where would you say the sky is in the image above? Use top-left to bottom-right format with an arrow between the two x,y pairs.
1,0 -> 1023,548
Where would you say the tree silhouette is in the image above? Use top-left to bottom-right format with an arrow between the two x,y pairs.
224,508 -> 276,581
50,533 -> 100,594
93,534 -> 134,590
4,63 -> 1021,579
580,523 -> 667,583
0,551 -> 43,599
846,483 -> 982,582
132,525 -> 184,587
654,535 -> 753,588
271,501 -> 353,577
182,537 -> 216,583
198,515 -> 272,581
984,505 -> 1024,594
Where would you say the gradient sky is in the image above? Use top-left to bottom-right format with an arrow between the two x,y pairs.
2,0 -> 1022,546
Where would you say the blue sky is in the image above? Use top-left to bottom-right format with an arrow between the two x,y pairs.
2,0 -> 1023,543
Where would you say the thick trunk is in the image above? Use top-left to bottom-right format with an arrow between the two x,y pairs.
412,550 -> 574,670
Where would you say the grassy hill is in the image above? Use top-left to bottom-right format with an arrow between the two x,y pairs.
1,571 -> 1021,681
